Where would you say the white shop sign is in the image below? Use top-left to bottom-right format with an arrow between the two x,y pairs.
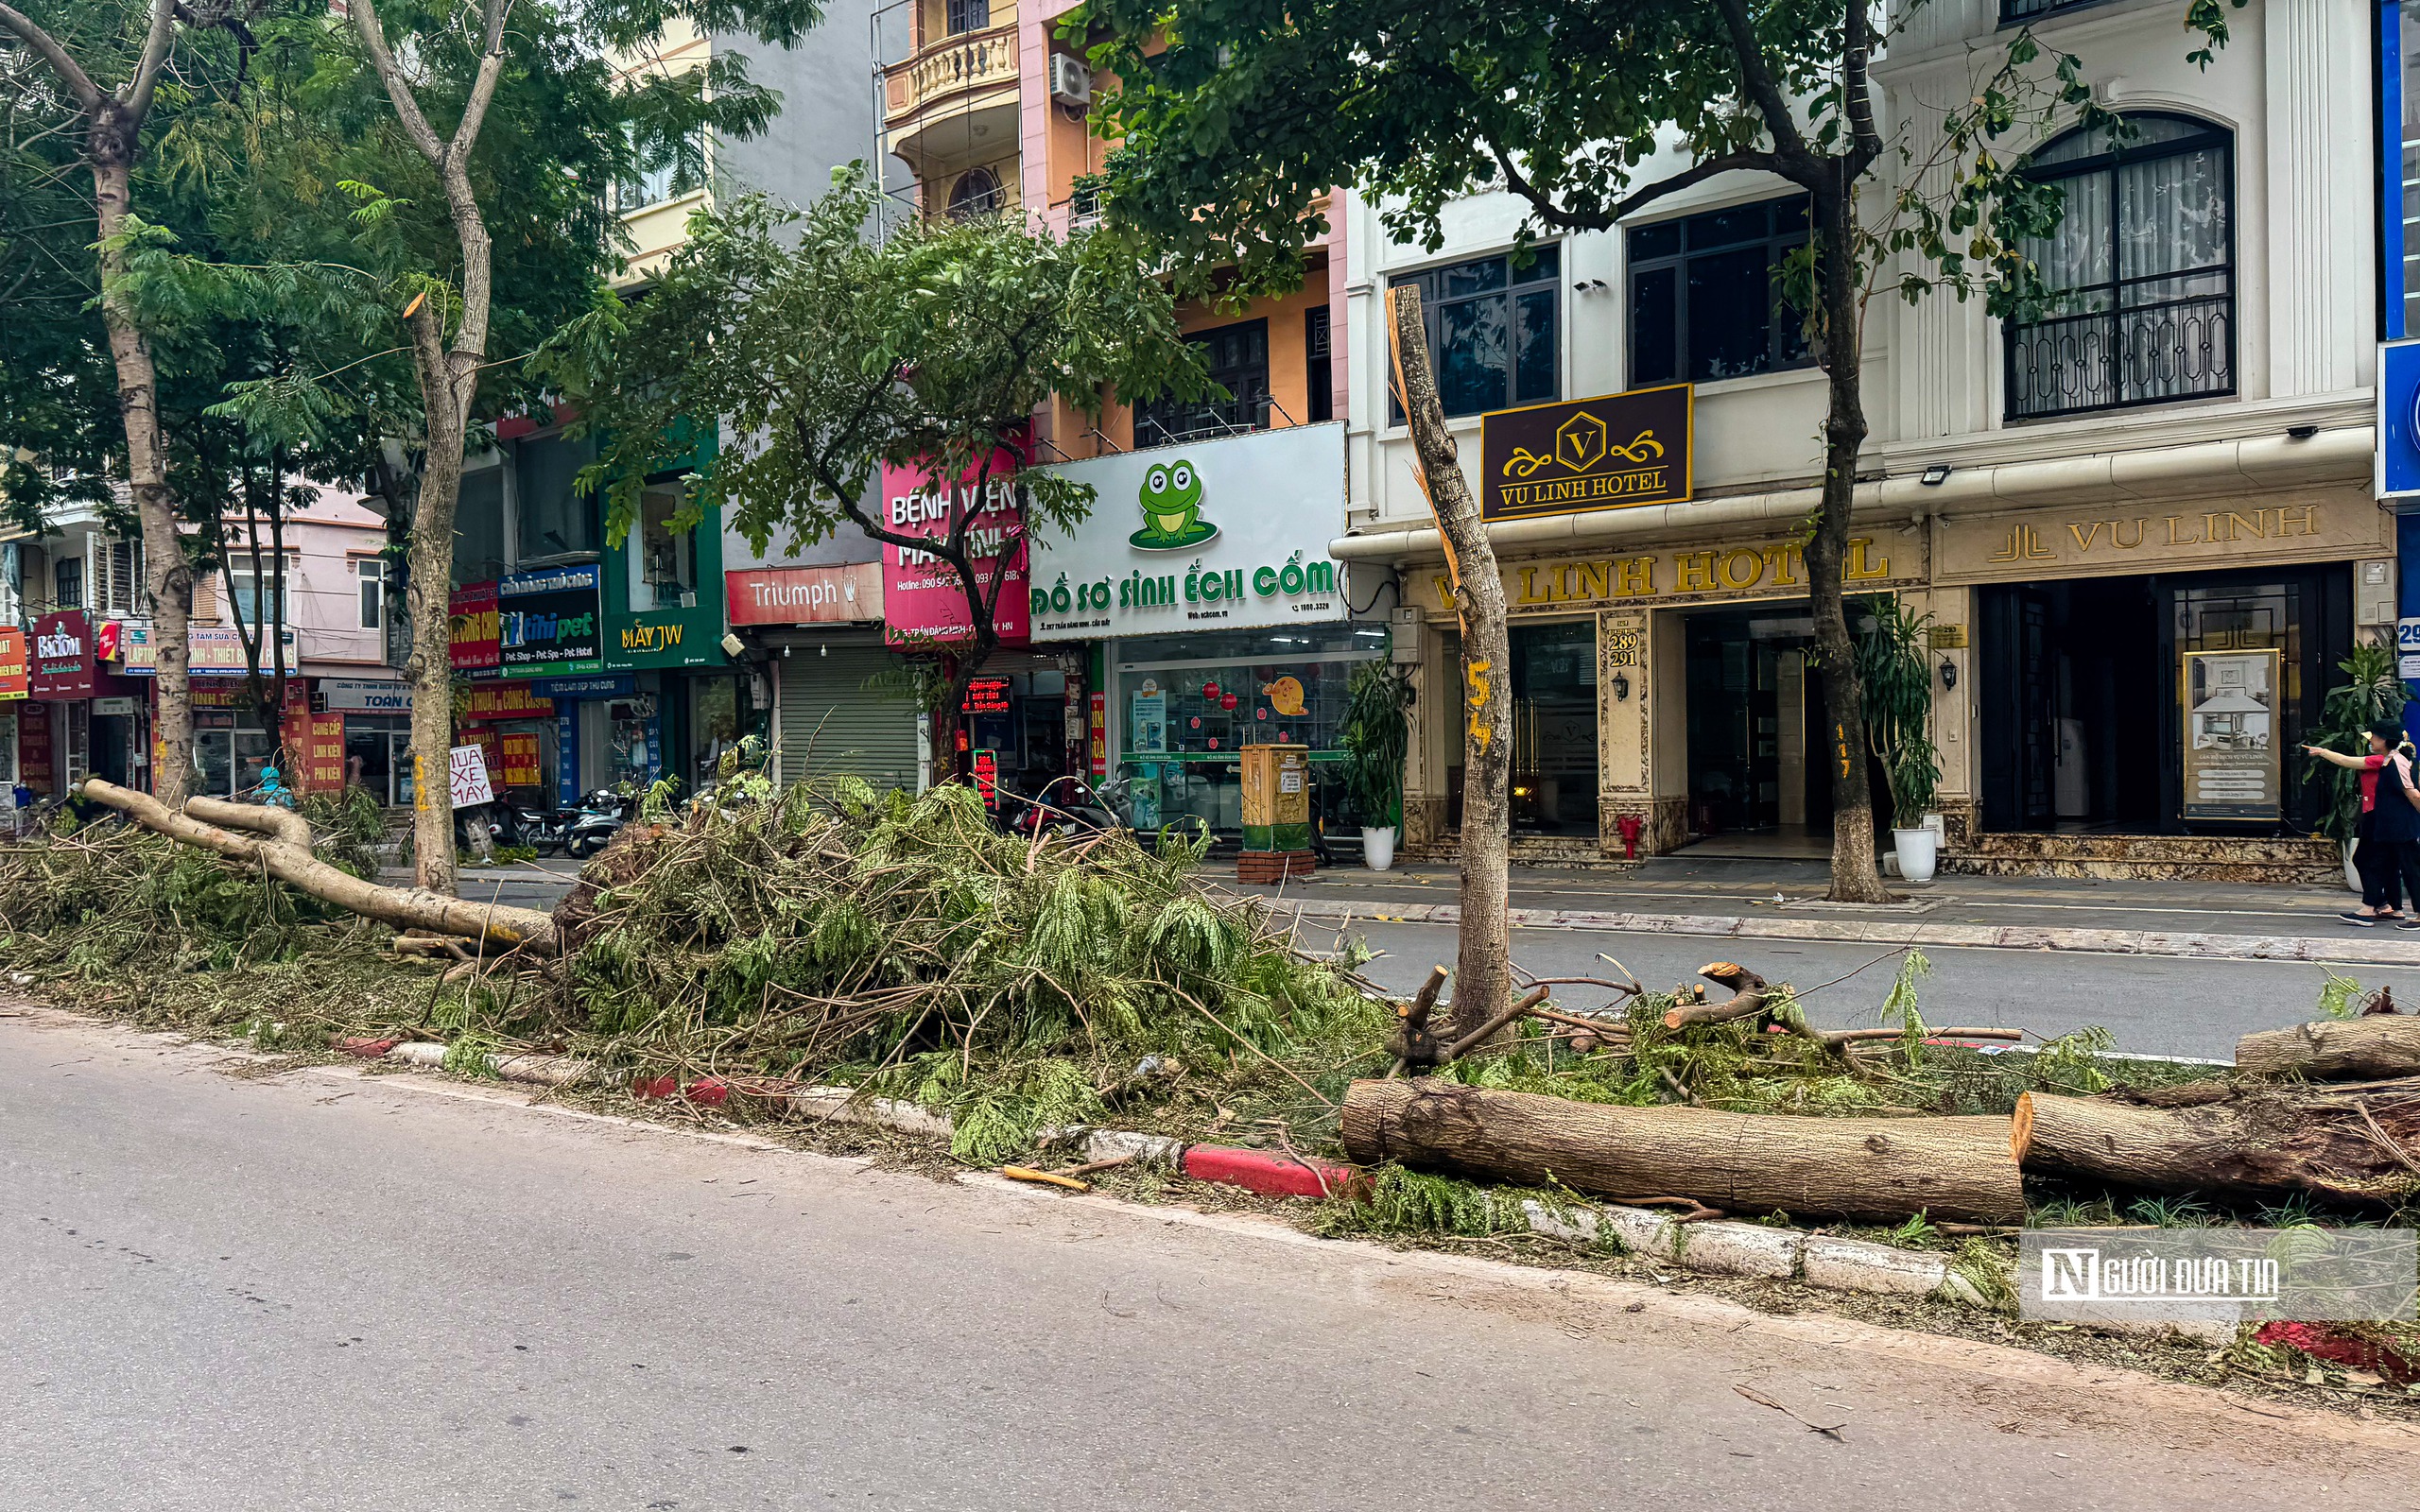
1025,421 -> 1347,641
321,679 -> 413,713
446,745 -> 494,808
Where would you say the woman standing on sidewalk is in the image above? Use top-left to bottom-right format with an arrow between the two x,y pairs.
2307,721 -> 2420,925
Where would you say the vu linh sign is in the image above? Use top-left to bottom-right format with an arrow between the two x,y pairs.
1481,384 -> 1693,524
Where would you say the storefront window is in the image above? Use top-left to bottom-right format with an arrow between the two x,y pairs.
194,727 -> 274,799
1443,621 -> 1600,837
690,675 -> 741,786
1115,625 -> 1386,835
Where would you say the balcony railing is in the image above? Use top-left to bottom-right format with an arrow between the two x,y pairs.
1133,393 -> 1274,449
1998,0 -> 2098,21
2003,292 -> 2234,422
884,24 -> 1019,125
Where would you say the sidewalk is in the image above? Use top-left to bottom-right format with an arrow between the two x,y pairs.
1226,853 -> 2420,967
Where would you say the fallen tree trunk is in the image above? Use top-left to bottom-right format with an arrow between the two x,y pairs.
2014,1079 -> 2420,1208
2236,1016 -> 2420,1081
1340,1077 -> 2025,1224
79,778 -> 559,955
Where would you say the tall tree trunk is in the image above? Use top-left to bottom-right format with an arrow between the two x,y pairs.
1388,285 -> 1512,1040
1805,180 -> 1888,903
352,0 -> 507,894
90,114 -> 191,806
404,300 -> 466,894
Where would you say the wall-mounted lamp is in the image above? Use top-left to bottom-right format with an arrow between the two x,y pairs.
1920,463 -> 1953,487
1610,671 -> 1632,700
1939,659 -> 1959,691
2287,423 -> 2320,441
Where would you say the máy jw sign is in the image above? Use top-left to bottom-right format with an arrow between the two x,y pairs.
1025,422 -> 1348,641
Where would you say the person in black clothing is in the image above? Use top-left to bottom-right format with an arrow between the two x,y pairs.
2308,720 -> 2420,926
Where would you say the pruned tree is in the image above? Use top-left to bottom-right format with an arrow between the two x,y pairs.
535,171 -> 1205,733
1080,0 -> 2244,917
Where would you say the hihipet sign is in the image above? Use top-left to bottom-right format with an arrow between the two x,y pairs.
1026,422 -> 1347,642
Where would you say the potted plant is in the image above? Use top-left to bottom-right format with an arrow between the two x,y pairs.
2306,638 -> 2410,891
1341,659 -> 1414,871
1855,596 -> 1945,884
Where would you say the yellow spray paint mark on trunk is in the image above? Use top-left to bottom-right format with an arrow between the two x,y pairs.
1467,659 -> 1495,753
1837,722 -> 1854,780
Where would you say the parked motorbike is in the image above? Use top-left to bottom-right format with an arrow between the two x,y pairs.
495,802 -> 572,856
563,787 -> 633,860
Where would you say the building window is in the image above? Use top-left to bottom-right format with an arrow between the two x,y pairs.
2388,2 -> 2420,337
1389,247 -> 1560,421
2003,113 -> 2234,421
100,538 -> 144,615
357,558 -> 389,630
1998,0 -> 2093,21
945,0 -> 990,33
1625,196 -> 1812,387
228,557 -> 296,627
54,556 -> 81,610
1305,305 -> 1334,423
1136,318 -> 1270,446
455,466 -> 508,588
617,126 -> 707,213
946,165 -> 1002,221
637,481 -> 698,609
515,434 -> 602,561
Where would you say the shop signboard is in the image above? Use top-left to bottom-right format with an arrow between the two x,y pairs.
19,701 -> 53,792
29,610 -> 95,698
320,679 -> 412,713
498,565 -> 602,678
881,450 -> 1028,647
1480,385 -> 1693,523
302,714 -> 347,793
532,674 -> 633,701
1026,422 -> 1348,642
2181,648 -> 2283,823
451,582 -> 501,671
0,627 -> 26,699
113,623 -> 294,675
498,730 -> 542,788
961,675 -> 1011,714
463,682 -> 555,721
726,562 -> 883,626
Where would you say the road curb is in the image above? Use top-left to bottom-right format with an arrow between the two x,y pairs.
338,1036 -> 1996,1312
1264,897 -> 2420,967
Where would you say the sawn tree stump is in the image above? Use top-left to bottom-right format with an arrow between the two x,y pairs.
2014,1078 -> 2420,1208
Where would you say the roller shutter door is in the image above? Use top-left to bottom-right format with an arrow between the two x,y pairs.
775,644 -> 919,793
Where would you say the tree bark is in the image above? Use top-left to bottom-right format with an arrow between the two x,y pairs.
2014,1080 -> 2420,1208
92,110 -> 193,806
1387,285 -> 1512,1041
1803,177 -> 1888,903
1341,1077 -> 2025,1224
78,777 -> 558,953
2236,1016 -> 2420,1081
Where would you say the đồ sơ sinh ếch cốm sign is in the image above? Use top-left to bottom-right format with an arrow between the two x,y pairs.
1024,421 -> 1349,641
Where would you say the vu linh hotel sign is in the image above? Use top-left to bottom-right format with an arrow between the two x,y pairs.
1481,384 -> 1693,523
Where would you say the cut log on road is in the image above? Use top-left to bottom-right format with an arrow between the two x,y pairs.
2236,1016 -> 2420,1082
78,778 -> 559,955
2014,1079 -> 2420,1208
1663,963 -> 1778,1031
1340,1077 -> 2024,1224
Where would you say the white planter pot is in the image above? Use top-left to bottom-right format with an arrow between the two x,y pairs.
1361,826 -> 1397,872
2344,840 -> 2362,894
1892,826 -> 1938,885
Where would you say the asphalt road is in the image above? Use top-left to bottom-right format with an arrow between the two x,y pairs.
1327,919 -> 2400,1060
3,1008 -> 2409,1510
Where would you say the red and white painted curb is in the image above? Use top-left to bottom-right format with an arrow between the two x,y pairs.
337,1036 -> 1991,1309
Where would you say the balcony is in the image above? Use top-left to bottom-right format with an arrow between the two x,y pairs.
884,25 -> 1020,172
2003,292 -> 2234,422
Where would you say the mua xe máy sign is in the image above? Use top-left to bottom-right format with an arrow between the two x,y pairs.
1026,422 -> 1348,641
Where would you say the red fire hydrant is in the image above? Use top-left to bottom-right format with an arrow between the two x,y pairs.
1616,813 -> 1645,860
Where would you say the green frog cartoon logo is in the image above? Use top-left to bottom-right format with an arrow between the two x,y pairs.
1129,458 -> 1219,550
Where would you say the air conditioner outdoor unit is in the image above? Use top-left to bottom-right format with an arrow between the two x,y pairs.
1048,53 -> 1091,107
